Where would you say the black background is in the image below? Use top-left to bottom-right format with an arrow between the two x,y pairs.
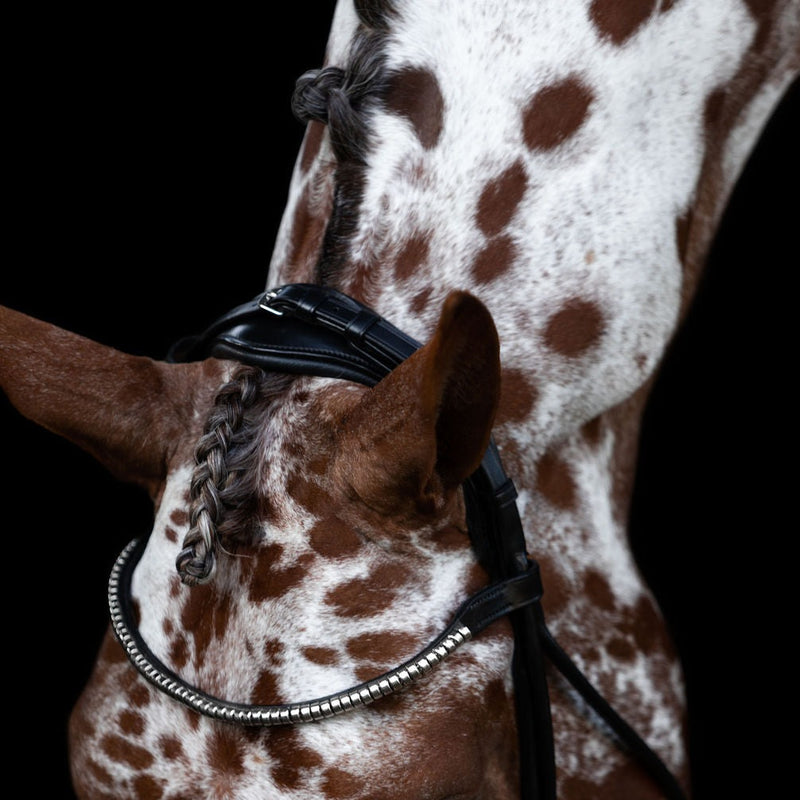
3,5 -> 796,798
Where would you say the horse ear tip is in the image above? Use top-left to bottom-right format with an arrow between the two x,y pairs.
444,288 -> 483,309
440,290 -> 496,329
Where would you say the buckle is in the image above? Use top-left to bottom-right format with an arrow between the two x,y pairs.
258,288 -> 284,316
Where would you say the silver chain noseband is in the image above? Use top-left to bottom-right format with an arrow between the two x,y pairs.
109,537 -> 541,726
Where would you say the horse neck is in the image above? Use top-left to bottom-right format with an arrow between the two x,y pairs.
267,0 -> 797,547
270,0 -> 798,307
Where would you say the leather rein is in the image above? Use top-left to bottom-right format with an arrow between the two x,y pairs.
108,283 -> 687,800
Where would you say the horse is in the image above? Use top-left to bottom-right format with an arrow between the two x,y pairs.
2,1 -> 798,797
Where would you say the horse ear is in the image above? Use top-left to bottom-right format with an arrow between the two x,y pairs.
335,291 -> 501,517
0,305 -> 225,494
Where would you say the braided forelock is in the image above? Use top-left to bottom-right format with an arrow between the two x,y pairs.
176,367 -> 294,585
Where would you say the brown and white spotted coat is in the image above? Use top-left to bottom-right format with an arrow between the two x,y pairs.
1,1 -> 798,798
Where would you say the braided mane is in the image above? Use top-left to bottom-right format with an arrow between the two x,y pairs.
176,367 -> 293,585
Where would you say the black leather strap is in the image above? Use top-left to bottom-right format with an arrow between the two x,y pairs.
168,284 -> 421,385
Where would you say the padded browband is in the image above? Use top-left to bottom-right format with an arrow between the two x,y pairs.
169,284 -> 423,386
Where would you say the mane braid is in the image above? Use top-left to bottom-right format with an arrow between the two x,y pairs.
175,366 -> 290,586
353,0 -> 396,31
302,7 -> 398,287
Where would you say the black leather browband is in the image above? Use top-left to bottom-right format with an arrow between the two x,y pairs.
169,284 -> 422,386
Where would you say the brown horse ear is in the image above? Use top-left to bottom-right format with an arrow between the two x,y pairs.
0,305 -> 226,494
334,291 -> 501,517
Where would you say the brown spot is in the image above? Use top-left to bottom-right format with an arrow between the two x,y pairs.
206,728 -> 246,775
87,759 -> 113,786
498,368 -> 538,424
308,518 -> 361,559
471,233 -> 517,284
300,120 -> 325,172
132,775 -> 165,800
307,455 -> 328,476
536,555 -> 571,617
285,471 -> 326,514
170,508 -> 189,527
703,88 -> 727,132
536,451 -> 577,510
179,583 -> 216,659
475,160 -> 528,237
164,526 -> 178,543
246,543 -> 315,603
582,416 -> 603,446
184,707 -> 200,731
251,668 -> 281,705
101,734 -> 154,769
630,593 -> 666,655
410,286 -> 433,315
213,593 -> 233,641
589,0 -> 657,45
99,629 -> 127,665
394,232 -> 431,281
607,636 -> 636,661
86,759 -> 111,796
585,569 -> 616,611
126,681 -> 152,708
483,677 -> 510,709
264,638 -> 285,660
302,646 -> 339,665
268,728 -> 323,789
523,76 -> 594,151
169,632 -> 189,670
354,663 -> 382,684
321,767 -> 364,796
159,735 -> 185,760
543,298 -> 605,357
743,0 -> 779,51
384,67 -> 444,149
118,710 -> 145,736
346,630 -> 418,665
582,644 -> 602,663
325,561 -> 413,617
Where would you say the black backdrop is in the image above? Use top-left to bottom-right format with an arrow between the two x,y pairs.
3,6 -> 796,798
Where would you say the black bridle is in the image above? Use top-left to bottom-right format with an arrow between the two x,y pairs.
109,283 -> 687,800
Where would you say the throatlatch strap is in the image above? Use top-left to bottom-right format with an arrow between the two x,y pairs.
158,283 -> 686,800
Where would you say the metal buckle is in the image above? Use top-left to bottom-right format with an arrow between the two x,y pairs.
258,289 -> 284,316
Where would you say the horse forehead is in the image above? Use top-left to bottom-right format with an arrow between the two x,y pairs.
265,379 -> 361,453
